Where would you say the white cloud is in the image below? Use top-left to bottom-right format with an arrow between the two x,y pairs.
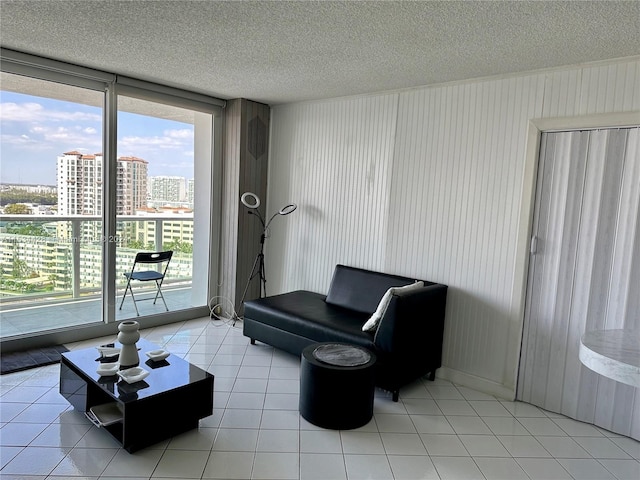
1,101 -> 102,153
36,126 -> 100,148
0,102 -> 44,122
0,133 -> 51,152
119,129 -> 193,157
164,128 -> 193,139
47,127 -> 74,141
2,124 -> 101,153
0,102 -> 101,123
120,130 -> 195,178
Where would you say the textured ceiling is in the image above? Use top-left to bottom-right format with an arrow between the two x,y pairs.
1,1 -> 639,105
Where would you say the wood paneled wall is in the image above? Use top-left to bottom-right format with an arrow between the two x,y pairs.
266,58 -> 640,397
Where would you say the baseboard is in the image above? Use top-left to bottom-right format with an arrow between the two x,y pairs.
437,366 -> 516,401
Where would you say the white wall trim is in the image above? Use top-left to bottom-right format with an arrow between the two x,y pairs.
530,111 -> 640,132
509,120 -> 543,397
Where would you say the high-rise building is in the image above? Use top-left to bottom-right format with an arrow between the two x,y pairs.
117,156 -> 148,214
148,176 -> 186,205
57,151 -> 148,215
56,151 -> 148,242
57,151 -> 103,216
187,178 -> 194,206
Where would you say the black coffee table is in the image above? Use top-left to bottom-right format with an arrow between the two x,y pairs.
60,338 -> 214,452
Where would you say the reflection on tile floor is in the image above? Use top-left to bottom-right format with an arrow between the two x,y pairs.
1,316 -> 638,479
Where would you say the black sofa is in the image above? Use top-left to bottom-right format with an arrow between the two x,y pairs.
243,264 -> 448,401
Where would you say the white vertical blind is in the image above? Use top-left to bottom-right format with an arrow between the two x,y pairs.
519,128 -> 639,439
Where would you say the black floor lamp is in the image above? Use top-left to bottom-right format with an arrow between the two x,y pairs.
238,192 -> 296,312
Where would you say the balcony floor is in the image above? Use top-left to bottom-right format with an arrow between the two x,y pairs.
0,288 -> 194,338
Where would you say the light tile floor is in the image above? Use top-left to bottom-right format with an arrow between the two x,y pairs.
0,316 -> 638,479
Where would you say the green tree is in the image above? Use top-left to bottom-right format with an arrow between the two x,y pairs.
126,239 -> 147,249
12,258 -> 31,279
4,203 -> 31,214
163,239 -> 193,254
0,190 -> 57,206
6,223 -> 50,236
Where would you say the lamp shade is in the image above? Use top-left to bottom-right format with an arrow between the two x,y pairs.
279,204 -> 297,215
241,192 -> 260,209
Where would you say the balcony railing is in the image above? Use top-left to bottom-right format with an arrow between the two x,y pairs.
0,214 -> 193,307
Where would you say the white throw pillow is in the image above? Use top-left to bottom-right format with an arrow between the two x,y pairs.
362,281 -> 423,332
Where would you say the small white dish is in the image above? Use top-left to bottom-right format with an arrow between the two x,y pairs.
97,346 -> 120,357
117,366 -> 149,384
96,362 -> 119,376
145,349 -> 170,361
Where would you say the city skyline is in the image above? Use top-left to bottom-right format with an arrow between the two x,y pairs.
0,90 -> 195,184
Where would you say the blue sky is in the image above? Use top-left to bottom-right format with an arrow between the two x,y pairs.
0,91 -> 194,185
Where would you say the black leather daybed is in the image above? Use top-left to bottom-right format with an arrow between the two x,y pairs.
243,264 -> 448,401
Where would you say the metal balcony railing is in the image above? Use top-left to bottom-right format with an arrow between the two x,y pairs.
0,214 -> 193,307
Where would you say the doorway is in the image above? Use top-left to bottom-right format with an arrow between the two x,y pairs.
518,127 -> 639,439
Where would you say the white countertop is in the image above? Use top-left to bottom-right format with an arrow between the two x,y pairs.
579,329 -> 640,388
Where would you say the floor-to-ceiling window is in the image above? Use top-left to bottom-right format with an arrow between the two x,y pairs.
114,91 -> 214,320
0,50 -> 222,341
0,69 -> 107,336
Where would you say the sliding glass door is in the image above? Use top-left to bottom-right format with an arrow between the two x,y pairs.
114,92 -> 214,320
0,71 -> 106,336
0,52 -> 221,340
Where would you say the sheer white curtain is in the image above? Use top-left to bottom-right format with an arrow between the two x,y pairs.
518,127 -> 639,439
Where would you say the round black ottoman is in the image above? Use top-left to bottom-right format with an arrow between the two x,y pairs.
299,342 -> 376,430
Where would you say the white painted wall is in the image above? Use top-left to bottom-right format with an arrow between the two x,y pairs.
265,57 -> 640,398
